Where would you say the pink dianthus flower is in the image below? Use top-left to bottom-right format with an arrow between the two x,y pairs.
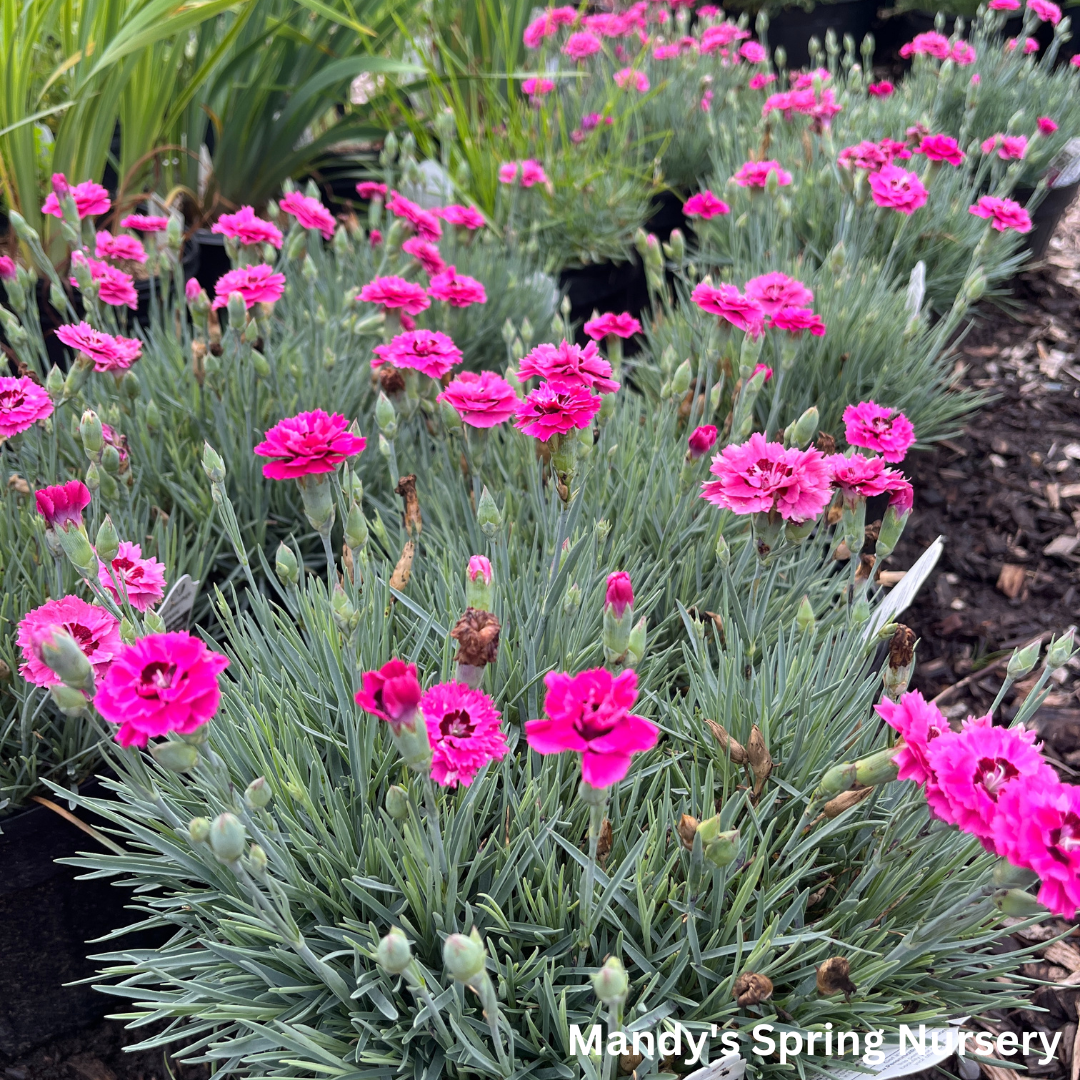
386,191 -> 443,241
981,133 -> 1027,160
605,571 -> 634,617
826,452 -> 895,502
212,206 -> 284,249
745,271 -> 812,315
435,204 -> 485,229
55,322 -> 141,371
899,31 -> 951,59
355,658 -> 422,733
1037,116 -> 1059,135
120,214 -> 169,232
583,311 -> 642,340
358,275 -> 431,314
614,68 -> 650,92
969,195 -> 1032,233
843,401 -> 916,462
253,410 -> 366,480
95,232 -> 147,264
401,236 -> 447,276
35,480 -> 90,531
279,190 -> 336,240
523,77 -> 556,96
868,165 -> 928,214
98,541 -> 167,612
437,371 -> 519,428
1028,0 -> 1062,23
740,41 -> 768,62
356,181 -> 388,200
684,190 -> 730,218
868,80 -> 894,96
691,281 -> 765,335
17,596 -> 122,688
733,160 -> 793,187
422,682 -> 508,788
518,340 -> 620,394
749,73 -> 777,89
42,177 -> 110,219
915,134 -> 965,165
372,329 -> 462,379
771,305 -> 826,336
514,382 -> 602,440
687,424 -> 718,460
874,689 -> 950,785
428,266 -> 487,307
468,555 -> 493,584
0,376 -> 54,438
211,264 -> 286,310
565,31 -> 603,58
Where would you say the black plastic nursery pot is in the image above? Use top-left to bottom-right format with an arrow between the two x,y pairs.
765,0 -> 878,69
0,779 -> 153,1060
1019,180 -> 1080,261
192,228 -> 231,295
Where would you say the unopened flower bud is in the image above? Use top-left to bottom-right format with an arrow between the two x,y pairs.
670,358 -> 692,398
150,739 -> 200,773
80,410 -> 103,459
202,442 -> 226,484
226,291 -> 247,328
993,888 -> 1047,917
715,533 -> 730,566
344,503 -> 369,553
275,542 -> 300,587
443,928 -> 486,983
466,554 -> 494,611
34,627 -> 95,691
165,216 -> 182,251
1007,640 -> 1041,680
697,815 -> 741,867
247,844 -> 268,875
563,582 -> 583,615
209,813 -> 247,863
245,777 -> 271,809
188,817 -> 211,843
1046,629 -> 1075,670
385,784 -> 410,821
331,584 -> 359,632
626,617 -> 647,666
796,595 -> 815,633
787,406 -> 819,448
144,609 -> 166,634
477,486 -> 502,538
93,515 -> 119,565
46,364 -> 65,400
963,268 -> 986,303
49,684 -> 88,717
377,926 -> 414,974
375,391 -> 397,437
286,229 -> 307,261
591,956 -> 629,1006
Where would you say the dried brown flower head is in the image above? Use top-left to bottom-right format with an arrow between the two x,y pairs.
677,814 -> 700,850
451,608 -> 501,668
888,624 -> 917,671
733,971 -> 773,1007
816,957 -> 857,999
378,364 -> 406,396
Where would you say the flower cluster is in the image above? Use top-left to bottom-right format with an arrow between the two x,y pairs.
692,271 -> 825,338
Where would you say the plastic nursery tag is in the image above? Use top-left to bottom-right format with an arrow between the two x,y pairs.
824,1020 -> 971,1080
684,1053 -> 747,1080
159,575 -> 200,631
863,536 -> 944,643
1046,138 -> 1080,189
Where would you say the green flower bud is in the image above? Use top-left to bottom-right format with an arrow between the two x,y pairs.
121,370 -> 140,400
251,349 -> 270,378
202,442 -> 226,484
226,291 -> 247,327
247,844 -> 268,876
875,504 -> 909,561
1046,630 -> 1074,670
46,364 -> 65,400
796,595 -> 815,634
95,515 -> 119,565
993,888 -> 1048,918
715,533 -> 731,567
100,443 -> 121,475
668,228 -> 686,261
788,406 -> 819,449
963,268 -> 986,304
245,777 -> 272,809
440,399 -> 462,430
626,617 -> 647,666
165,216 -> 182,251
80,409 -> 103,459
477,486 -> 502,538
377,926 -> 413,974
49,683 -> 89,717
145,399 -> 161,431
144,609 -> 167,634
670,358 -> 692,398
209,813 -> 246,864
1007,640 -> 1041,680
443,928 -> 486,982
591,957 -> 629,1006
563,582 -> 583,616
84,462 -> 101,494
149,740 -> 200,773
344,502 -> 369,552
851,595 -> 870,626
188,817 -> 211,843
385,784 -> 410,821
331,584 -> 359,633
375,392 -> 397,437
520,316 -> 534,348
697,816 -> 741,867
378,433 -> 392,459
991,859 -> 1038,890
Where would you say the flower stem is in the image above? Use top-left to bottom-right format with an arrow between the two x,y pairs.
578,789 -> 608,962
320,527 -> 337,591
422,772 -> 446,876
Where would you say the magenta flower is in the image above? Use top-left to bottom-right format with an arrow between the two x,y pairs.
101,423 -> 128,466
212,206 -> 284,249
71,255 -> 139,309
386,191 -> 442,241
654,43 -> 682,60
1071,53 -> 1080,67
886,472 -> 914,516
993,775 -> 1080,918
981,134 -> 1028,160
435,204 -> 485,230
211,264 -> 286,310
868,165 -> 928,215
35,481 -> 91,531
691,282 -> 765,335
925,717 -> 1056,843
370,228 -> 383,246
428,266 -> 487,307
0,376 -> 54,439
700,433 -> 831,521
613,68 -> 650,92
838,141 -> 894,172
868,80 -> 894,96
770,305 -> 826,336
95,232 -> 147,264
523,6 -> 576,47
185,278 -> 203,303
518,340 -> 620,394
700,22 -> 750,52
605,571 -> 633,618
17,596 -> 122,688
732,160 -> 793,188
98,541 -> 167,612
687,425 -> 718,460
700,90 -> 714,113
401,237 -> 447,276
950,41 -> 976,64
358,275 -> 431,315
93,631 -> 229,748
752,363 -> 773,381
120,214 -> 169,232
969,196 -> 1032,234
355,658 -> 423,734
55,322 -> 142,372
1028,0 -> 1062,23
41,177 -> 110,219
874,690 -> 950,785
515,383 -> 602,441
468,555 -> 493,585
279,191 -> 336,240
748,73 -> 777,90
421,681 -> 508,788
522,77 -> 556,96
0,255 -> 16,280
525,667 -> 658,788
899,31 -> 951,59
790,67 -> 831,89
684,190 -> 730,219
373,329 -> 462,379
915,134 -> 965,166
745,272 -> 813,316
498,163 -> 519,184
356,181 -> 388,200
1006,36 -> 1040,52
438,371 -> 519,428
583,312 -> 642,340
843,401 -> 915,462
254,410 -> 366,481
521,159 -> 549,187
826,453 -> 895,503
1037,116 -> 1059,135
740,40 -> 767,62
989,0 -> 1020,8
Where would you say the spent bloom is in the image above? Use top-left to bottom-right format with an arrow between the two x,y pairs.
868,165 -> 928,214
583,312 -> 642,340
211,264 -> 286,310
684,190 -> 730,218
42,176 -> 110,219
915,134 -> 965,166
515,383 -> 602,441
422,682 -> 508,788
745,272 -> 812,315
355,658 -> 422,733
372,329 -> 462,379
605,572 -> 634,618
526,668 -> 659,787
843,401 -> 916,462
875,689 -> 950,785
0,376 -> 54,439
687,424 -> 718,460
279,190 -> 336,239
691,282 -> 765,335
55,322 -> 142,372
93,631 -> 230,747
428,266 -> 487,307
17,596 -> 122,688
518,340 -> 619,394
701,434 -> 831,521
212,206 -> 284,249
435,204 -> 485,230
969,196 -> 1033,234
98,541 -> 167,612
359,275 -> 431,315
401,237 -> 446,276
120,214 -> 169,232
981,134 -> 1028,160
438,371 -> 519,428
771,306 -> 826,336
94,232 -> 147,264
732,160 -> 793,188
564,31 -> 603,58
35,480 -> 91,531
254,410 -> 366,480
